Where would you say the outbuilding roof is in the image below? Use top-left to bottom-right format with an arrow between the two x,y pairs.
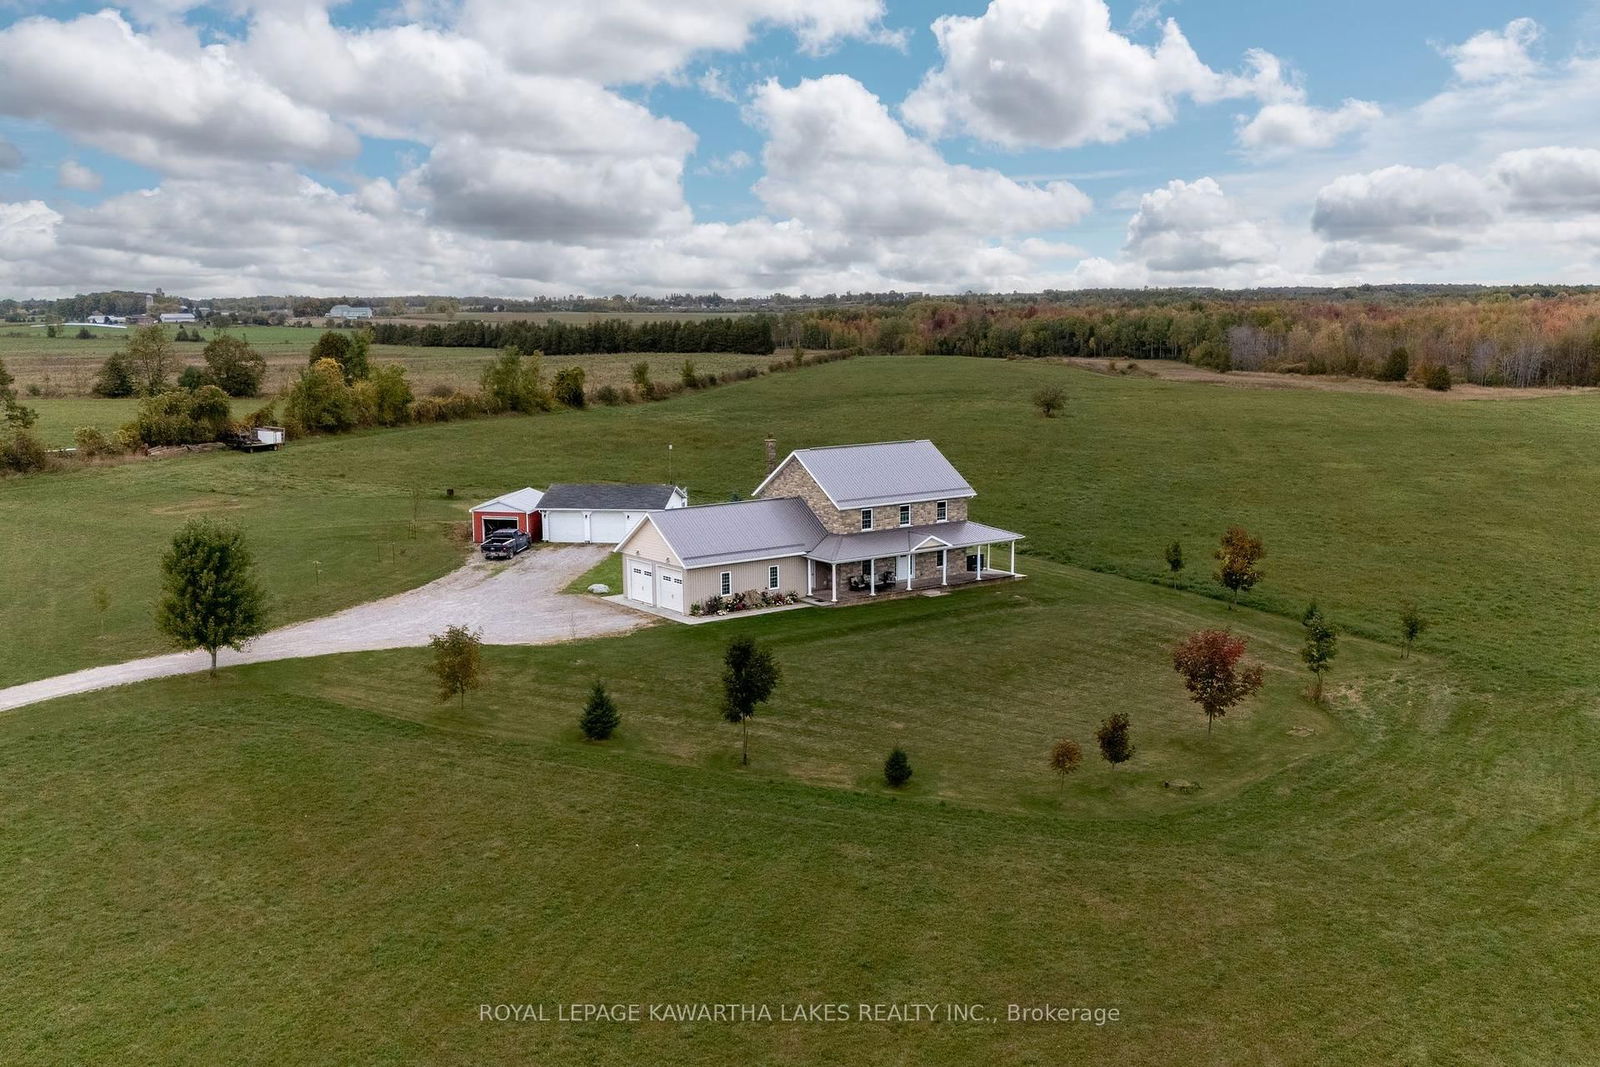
471,486 -> 544,513
642,497 -> 827,568
540,483 -> 682,511
753,440 -> 976,509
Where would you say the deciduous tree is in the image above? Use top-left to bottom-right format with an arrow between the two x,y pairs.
1165,541 -> 1184,586
1399,602 -> 1429,658
722,635 -> 780,766
1048,737 -> 1083,786
1032,384 -> 1067,417
127,323 -> 176,396
1095,714 -> 1134,768
202,334 -> 266,397
1214,526 -> 1265,608
428,624 -> 483,708
1300,601 -> 1338,701
1171,629 -> 1265,734
155,518 -> 267,676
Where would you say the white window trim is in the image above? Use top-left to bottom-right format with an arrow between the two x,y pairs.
898,504 -> 911,527
859,508 -> 873,531
767,564 -> 780,589
720,571 -> 732,596
936,500 -> 947,523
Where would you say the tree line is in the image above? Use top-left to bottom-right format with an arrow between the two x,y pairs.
367,315 -> 778,355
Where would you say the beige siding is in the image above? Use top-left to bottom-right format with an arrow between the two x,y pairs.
685,554 -> 808,608
615,518 -> 680,567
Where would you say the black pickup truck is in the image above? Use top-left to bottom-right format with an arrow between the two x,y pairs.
481,529 -> 533,560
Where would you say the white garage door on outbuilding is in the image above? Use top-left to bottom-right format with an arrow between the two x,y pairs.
539,483 -> 687,544
656,568 -> 684,613
627,560 -> 655,604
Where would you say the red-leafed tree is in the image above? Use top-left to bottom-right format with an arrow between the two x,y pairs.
1171,630 -> 1265,734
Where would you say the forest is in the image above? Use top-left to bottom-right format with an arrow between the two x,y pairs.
368,315 -> 778,355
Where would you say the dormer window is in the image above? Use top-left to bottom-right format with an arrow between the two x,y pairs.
898,504 -> 911,527
936,500 -> 948,522
860,509 -> 873,531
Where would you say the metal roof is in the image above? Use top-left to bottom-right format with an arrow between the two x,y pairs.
540,483 -> 682,511
755,440 -> 976,509
807,520 -> 1022,564
645,497 -> 828,568
471,486 -> 544,513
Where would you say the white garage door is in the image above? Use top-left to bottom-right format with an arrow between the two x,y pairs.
626,560 -> 655,604
545,512 -> 586,542
589,511 -> 628,544
656,568 -> 684,613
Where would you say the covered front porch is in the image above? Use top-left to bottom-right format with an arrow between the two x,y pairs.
807,538 -> 1022,604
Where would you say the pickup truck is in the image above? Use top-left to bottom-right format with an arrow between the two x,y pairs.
481,529 -> 533,560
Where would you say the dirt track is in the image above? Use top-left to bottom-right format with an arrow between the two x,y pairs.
0,544 -> 648,713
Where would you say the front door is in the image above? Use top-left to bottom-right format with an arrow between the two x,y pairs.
896,554 -> 911,581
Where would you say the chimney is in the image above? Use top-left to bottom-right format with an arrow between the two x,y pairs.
764,435 -> 778,474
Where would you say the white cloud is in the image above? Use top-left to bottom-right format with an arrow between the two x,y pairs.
1311,164 -> 1497,253
902,0 -> 1286,149
698,150 -> 754,175
460,0 -> 895,84
697,68 -> 738,103
56,160 -> 103,192
1124,177 -> 1277,273
1440,17 -> 1541,83
751,75 -> 1091,237
1237,98 -> 1381,152
1489,146 -> 1600,213
0,11 -> 357,172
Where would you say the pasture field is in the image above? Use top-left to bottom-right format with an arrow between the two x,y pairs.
1,355 -> 1597,1061
0,324 -> 769,399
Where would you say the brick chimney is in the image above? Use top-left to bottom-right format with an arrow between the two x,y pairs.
764,435 -> 778,474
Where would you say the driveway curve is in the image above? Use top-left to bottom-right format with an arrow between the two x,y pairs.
0,544 -> 649,713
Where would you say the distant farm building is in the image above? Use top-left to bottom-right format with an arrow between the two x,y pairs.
159,312 -> 197,324
328,305 -> 374,320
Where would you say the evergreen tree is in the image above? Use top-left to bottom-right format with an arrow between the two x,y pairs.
580,681 -> 621,741
883,748 -> 913,788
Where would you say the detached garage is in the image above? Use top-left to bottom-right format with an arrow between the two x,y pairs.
470,487 -> 544,543
539,483 -> 686,544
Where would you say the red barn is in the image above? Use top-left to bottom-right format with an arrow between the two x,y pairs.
470,487 -> 544,543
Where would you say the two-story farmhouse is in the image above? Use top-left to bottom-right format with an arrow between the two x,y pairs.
614,440 -> 1023,617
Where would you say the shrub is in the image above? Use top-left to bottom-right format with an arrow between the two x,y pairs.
1032,384 -> 1067,417
309,330 -> 369,382
73,425 -> 119,458
284,359 -> 356,435
579,681 -> 621,741
409,391 -> 481,423
592,384 -> 622,406
883,748 -> 913,788
352,364 -> 413,427
177,365 -> 206,391
552,366 -> 586,408
1377,346 -> 1410,382
0,429 -> 50,474
681,359 -> 699,388
480,347 -> 550,413
128,386 -> 233,446
75,327 -> 94,340
1424,364 -> 1452,391
630,361 -> 654,399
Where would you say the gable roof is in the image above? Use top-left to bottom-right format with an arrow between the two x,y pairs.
753,440 -> 976,509
640,497 -> 827,568
540,483 -> 681,511
471,486 -> 544,513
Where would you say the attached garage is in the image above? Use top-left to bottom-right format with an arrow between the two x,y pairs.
470,487 -> 544,544
538,483 -> 687,544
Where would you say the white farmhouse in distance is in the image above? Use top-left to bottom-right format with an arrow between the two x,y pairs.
328,305 -> 374,319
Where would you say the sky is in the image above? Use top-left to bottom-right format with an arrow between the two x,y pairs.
1,0 -> 1598,298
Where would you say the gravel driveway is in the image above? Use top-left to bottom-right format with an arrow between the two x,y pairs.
0,544 -> 648,713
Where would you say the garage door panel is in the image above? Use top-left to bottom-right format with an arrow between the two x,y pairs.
657,568 -> 683,613
590,512 -> 627,543
546,513 -> 585,542
626,561 -> 655,604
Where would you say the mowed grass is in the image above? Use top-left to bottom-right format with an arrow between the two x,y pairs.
4,355 -> 1600,1061
0,324 -> 770,400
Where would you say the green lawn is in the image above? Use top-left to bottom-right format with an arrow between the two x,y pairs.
2,355 -> 1599,1061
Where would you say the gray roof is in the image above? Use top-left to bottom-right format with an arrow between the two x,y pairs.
807,520 -> 1022,564
647,498 -> 827,568
471,486 -> 544,513
540,483 -> 681,511
759,440 -> 975,509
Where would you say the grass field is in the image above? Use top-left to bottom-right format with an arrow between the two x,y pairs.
2,355 -> 1598,1061
0,323 -> 770,404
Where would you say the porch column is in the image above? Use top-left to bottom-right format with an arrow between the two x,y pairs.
806,560 -> 814,596
1010,540 -> 1016,575
870,559 -> 877,596
977,544 -> 985,581
831,562 -> 837,604
906,553 -> 914,591
941,550 -> 948,586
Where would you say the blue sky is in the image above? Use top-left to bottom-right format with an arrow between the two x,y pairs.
0,0 -> 1597,296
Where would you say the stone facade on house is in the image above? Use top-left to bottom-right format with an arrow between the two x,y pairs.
756,456 -> 969,533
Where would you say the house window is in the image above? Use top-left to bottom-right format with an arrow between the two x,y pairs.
767,564 -> 780,589
936,500 -> 948,522
859,509 -> 873,531
720,571 -> 732,596
898,504 -> 911,527
937,549 -> 947,567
